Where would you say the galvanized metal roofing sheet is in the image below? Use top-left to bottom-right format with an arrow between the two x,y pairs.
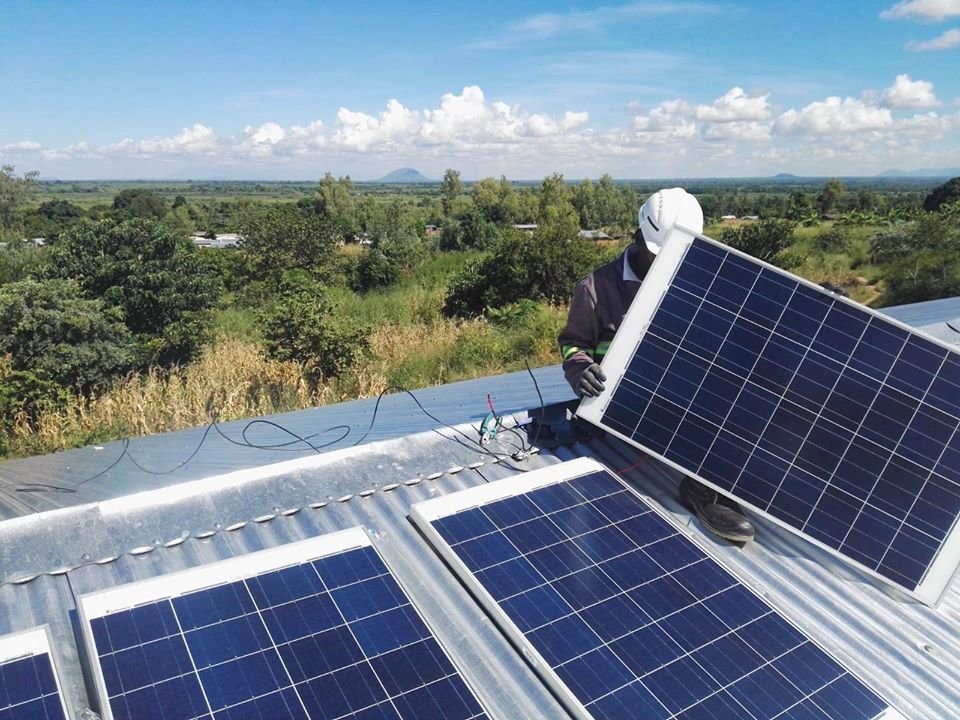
1,300 -> 959,719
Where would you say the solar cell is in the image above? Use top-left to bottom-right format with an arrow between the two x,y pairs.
77,527 -> 488,720
0,627 -> 69,720
578,228 -> 960,606
411,457 -> 904,720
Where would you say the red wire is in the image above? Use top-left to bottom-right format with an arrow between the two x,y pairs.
614,456 -> 648,475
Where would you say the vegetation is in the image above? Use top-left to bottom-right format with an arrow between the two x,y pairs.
1,169 -> 958,459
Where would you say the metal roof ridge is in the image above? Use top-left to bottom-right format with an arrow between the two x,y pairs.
0,424 -> 541,588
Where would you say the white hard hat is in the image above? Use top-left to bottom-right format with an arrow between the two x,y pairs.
638,187 -> 704,254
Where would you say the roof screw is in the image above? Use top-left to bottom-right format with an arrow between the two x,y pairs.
80,553 -> 91,562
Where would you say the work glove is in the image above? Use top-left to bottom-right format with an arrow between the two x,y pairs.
578,363 -> 606,398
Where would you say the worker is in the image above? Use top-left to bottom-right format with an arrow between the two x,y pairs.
559,188 -> 755,543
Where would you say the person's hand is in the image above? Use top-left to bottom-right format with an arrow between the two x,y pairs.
578,363 -> 606,398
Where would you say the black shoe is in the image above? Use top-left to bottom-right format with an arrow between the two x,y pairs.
679,476 -> 755,543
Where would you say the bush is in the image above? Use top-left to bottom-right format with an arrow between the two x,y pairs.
719,219 -> 802,270
43,218 -> 221,366
923,177 -> 960,213
869,214 -> 960,305
443,230 -> 603,317
351,249 -> 401,293
260,274 -> 371,381
0,368 -> 71,437
0,278 -> 138,391
813,225 -> 851,253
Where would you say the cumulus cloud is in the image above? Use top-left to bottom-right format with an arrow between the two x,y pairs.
695,87 -> 772,122
1,140 -> 42,152
101,124 -> 217,157
880,0 -> 960,22
702,122 -> 771,142
632,99 -> 696,137
907,27 -> 960,49
774,97 -> 893,135
333,99 -> 419,152
881,74 -> 940,108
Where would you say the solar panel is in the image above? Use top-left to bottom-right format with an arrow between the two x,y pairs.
77,527 -> 489,720
0,627 -> 69,720
411,457 -> 904,720
578,228 -> 960,606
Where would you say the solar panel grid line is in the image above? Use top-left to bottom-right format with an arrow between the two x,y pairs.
579,228 -> 960,605
411,457 -> 904,720
78,527 -> 491,720
619,293 -> 952,567
0,627 -> 69,720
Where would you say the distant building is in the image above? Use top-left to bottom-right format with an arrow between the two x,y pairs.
513,223 -> 537,235
578,229 -> 611,240
720,215 -> 737,221
190,232 -> 240,249
742,215 -> 760,221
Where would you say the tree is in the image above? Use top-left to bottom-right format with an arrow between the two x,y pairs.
0,165 -> 39,237
260,274 -> 370,381
113,188 -> 169,221
443,230 -> 603,317
0,278 -> 138,391
440,168 -> 463,216
817,178 -> 846,215
306,173 -> 357,235
43,218 -> 221,366
239,204 -> 342,285
923,177 -> 960,212
870,214 -> 960,305
572,179 -> 598,229
719,219 -> 802,270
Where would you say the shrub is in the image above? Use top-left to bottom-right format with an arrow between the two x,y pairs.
0,279 -> 138,392
813,225 -> 851,253
719,219 -> 802,270
869,214 -> 960,305
351,249 -> 401,293
443,230 -> 602,317
43,218 -> 221,366
260,274 -> 371,381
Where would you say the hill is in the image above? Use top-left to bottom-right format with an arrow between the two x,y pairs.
877,168 -> 960,178
376,168 -> 434,183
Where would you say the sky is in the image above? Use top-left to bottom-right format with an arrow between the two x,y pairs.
2,0 -> 959,180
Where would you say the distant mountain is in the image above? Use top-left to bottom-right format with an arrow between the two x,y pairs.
771,173 -> 800,179
877,168 -> 960,178
376,168 -> 434,183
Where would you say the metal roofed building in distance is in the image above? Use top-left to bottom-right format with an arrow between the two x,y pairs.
0,296 -> 958,719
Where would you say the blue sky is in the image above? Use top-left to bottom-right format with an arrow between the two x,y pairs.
2,0 -> 959,180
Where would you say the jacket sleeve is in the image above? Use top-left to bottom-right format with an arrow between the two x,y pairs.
558,276 -> 600,395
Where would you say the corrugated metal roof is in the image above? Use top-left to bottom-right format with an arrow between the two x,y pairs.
1,302 -> 959,719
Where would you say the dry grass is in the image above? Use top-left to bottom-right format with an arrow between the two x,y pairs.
4,309 -> 567,458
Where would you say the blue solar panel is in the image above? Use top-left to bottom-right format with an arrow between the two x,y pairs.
79,528 -> 488,720
580,231 -> 960,605
0,628 -> 68,720
411,458 -> 898,720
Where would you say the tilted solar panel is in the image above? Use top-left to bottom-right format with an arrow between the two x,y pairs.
578,229 -> 960,606
0,627 -> 69,720
411,458 -> 904,720
77,527 -> 488,720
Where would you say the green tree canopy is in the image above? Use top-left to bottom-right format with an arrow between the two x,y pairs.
260,273 -> 370,381
113,188 -> 169,221
239,204 -> 343,285
923,177 -> 960,212
440,168 -> 464,216
870,214 -> 960,304
0,278 -> 138,391
718,219 -> 801,270
443,230 -> 603,317
817,178 -> 846,215
43,218 -> 221,366
0,165 -> 39,237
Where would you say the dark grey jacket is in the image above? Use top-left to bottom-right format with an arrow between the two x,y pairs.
558,250 -> 644,394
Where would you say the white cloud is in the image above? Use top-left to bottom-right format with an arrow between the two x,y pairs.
774,97 -> 893,135
702,122 -> 771,142
881,74 -> 941,108
101,124 -> 217,157
907,27 -> 960,49
333,99 -> 419,152
1,140 -> 42,152
695,87 -> 772,122
880,0 -> 960,22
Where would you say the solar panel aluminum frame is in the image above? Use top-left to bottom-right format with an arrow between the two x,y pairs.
576,226 -> 960,607
0,626 -> 71,719
409,457 -> 906,720
76,526 -> 490,720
